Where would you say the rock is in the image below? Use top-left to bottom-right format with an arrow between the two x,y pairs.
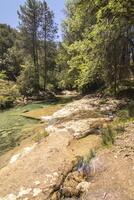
46,117 -> 110,139
89,157 -> 103,176
44,96 -> 124,139
61,90 -> 78,96
76,181 -> 91,192
50,191 -> 61,200
34,180 -> 40,186
33,188 -> 42,197
9,153 -> 21,164
17,187 -> 32,198
9,143 -> 37,164
62,171 -> 84,197
4,194 -> 17,200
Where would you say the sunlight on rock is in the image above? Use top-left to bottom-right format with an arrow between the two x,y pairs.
34,181 -> 40,186
33,188 -> 42,197
9,143 -> 37,164
76,181 -> 91,192
3,194 -> 17,200
17,187 -> 32,198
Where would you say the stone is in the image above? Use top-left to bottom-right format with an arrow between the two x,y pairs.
4,194 -> 17,200
17,187 -> 32,198
33,188 -> 42,197
76,181 -> 91,192
34,181 -> 40,186
9,143 -> 37,164
50,191 -> 61,200
46,117 -> 110,139
62,171 -> 85,197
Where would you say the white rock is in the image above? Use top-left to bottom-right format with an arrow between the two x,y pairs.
17,187 -> 32,198
34,181 -> 40,186
4,194 -> 17,200
53,172 -> 58,177
46,174 -> 53,179
9,144 -> 37,164
33,188 -> 42,197
41,116 -> 52,121
23,144 -> 36,154
9,153 -> 21,164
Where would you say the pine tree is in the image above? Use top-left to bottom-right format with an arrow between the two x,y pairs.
18,0 -> 42,93
40,1 -> 57,90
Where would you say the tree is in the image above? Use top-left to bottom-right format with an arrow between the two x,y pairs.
0,24 -> 19,80
59,0 -> 134,94
40,1 -> 57,90
18,0 -> 42,93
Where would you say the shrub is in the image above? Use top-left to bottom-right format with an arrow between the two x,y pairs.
101,126 -> 115,146
117,110 -> 129,121
0,80 -> 19,109
17,61 -> 37,97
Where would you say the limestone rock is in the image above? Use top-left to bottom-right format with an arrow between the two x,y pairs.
50,191 -> 61,200
62,171 -> 84,197
76,181 -> 91,192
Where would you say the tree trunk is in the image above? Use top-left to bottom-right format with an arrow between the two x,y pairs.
43,6 -> 47,91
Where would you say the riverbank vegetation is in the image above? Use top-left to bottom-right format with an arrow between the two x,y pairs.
0,0 -> 134,109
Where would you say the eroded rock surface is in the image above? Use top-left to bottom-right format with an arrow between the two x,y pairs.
80,122 -> 134,200
0,96 -> 130,200
44,97 -> 126,139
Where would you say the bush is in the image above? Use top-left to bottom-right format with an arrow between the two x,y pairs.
0,80 -> 19,109
17,61 -> 37,97
101,126 -> 115,146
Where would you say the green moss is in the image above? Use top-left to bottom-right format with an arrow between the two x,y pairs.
32,130 -> 49,143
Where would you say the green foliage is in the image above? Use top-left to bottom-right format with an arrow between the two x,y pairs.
117,110 -> 130,121
0,24 -> 22,81
18,0 -> 57,93
101,126 -> 115,146
85,149 -> 96,164
58,0 -> 134,94
17,61 -> 37,97
0,80 -> 19,109
0,71 -> 7,80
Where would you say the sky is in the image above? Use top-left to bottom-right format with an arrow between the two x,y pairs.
0,0 -> 65,40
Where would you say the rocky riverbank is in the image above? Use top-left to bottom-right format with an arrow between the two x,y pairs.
0,95 -> 133,200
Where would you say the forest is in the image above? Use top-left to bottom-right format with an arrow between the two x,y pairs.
0,0 -> 134,107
